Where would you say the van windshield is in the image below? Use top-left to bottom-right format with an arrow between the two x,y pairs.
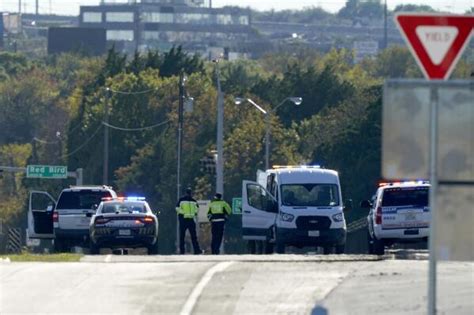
57,190 -> 112,210
382,187 -> 429,207
281,184 -> 339,207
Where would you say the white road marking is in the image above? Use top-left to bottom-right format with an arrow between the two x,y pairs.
104,254 -> 112,263
180,261 -> 234,315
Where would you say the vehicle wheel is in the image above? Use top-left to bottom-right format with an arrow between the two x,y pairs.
373,237 -> 385,255
89,241 -> 100,255
54,238 -> 66,253
275,240 -> 285,254
367,230 -> 374,254
247,240 -> 257,254
322,246 -> 333,255
335,244 -> 345,254
148,242 -> 159,255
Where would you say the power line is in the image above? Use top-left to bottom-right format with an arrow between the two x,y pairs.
102,119 -> 170,131
61,124 -> 103,158
33,136 -> 60,144
106,87 -> 158,95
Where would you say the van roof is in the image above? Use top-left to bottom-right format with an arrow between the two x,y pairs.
269,167 -> 339,184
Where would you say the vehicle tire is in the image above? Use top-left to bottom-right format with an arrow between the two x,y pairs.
89,241 -> 100,255
335,244 -> 345,254
373,237 -> 385,255
322,246 -> 333,255
367,230 -> 375,254
275,240 -> 285,254
54,238 -> 66,253
148,242 -> 159,255
247,240 -> 257,254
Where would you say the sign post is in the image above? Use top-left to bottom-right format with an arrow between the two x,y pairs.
392,13 -> 474,315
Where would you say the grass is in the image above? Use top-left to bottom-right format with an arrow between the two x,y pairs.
0,252 -> 82,262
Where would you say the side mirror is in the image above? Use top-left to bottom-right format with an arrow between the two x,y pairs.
46,203 -> 54,212
91,204 -> 98,211
344,199 -> 353,212
360,200 -> 372,209
153,210 -> 161,216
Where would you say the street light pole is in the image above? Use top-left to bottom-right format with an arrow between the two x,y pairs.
103,87 -> 110,185
176,71 -> 185,254
215,62 -> 224,196
236,97 -> 302,170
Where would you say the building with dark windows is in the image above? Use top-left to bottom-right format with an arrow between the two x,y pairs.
79,0 -> 256,56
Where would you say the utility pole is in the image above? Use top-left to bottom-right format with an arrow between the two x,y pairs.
215,62 -> 224,196
18,0 -> 22,15
383,0 -> 388,49
36,0 -> 39,16
176,70 -> 185,253
103,88 -> 110,185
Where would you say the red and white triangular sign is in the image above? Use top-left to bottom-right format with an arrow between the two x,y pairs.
395,14 -> 474,80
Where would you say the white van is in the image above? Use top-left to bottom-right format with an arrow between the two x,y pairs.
242,165 -> 350,254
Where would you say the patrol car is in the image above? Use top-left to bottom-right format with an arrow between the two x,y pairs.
89,197 -> 159,255
242,165 -> 351,254
361,181 -> 430,255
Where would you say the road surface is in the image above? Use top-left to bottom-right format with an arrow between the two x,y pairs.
1,254 -> 473,314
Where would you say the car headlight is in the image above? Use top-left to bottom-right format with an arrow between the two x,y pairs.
332,213 -> 344,222
280,212 -> 295,222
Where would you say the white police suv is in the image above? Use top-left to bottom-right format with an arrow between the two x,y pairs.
361,181 -> 430,255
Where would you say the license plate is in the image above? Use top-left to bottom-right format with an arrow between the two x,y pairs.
80,218 -> 91,224
119,229 -> 131,236
404,229 -> 419,235
308,230 -> 320,237
405,213 -> 417,220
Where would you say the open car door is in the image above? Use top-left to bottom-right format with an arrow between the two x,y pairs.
242,180 -> 278,241
28,191 -> 56,239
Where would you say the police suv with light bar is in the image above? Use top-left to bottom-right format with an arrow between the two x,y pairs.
361,181 -> 430,255
89,197 -> 159,254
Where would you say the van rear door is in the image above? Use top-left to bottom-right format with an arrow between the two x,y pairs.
242,180 -> 277,241
28,191 -> 56,239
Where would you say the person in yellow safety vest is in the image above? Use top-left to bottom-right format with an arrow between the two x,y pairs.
176,187 -> 202,254
207,193 -> 231,255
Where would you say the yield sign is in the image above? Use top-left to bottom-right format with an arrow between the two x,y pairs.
395,14 -> 474,80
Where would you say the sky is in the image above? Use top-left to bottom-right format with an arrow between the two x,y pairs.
0,0 -> 472,16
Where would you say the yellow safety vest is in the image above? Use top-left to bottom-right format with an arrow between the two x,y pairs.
177,200 -> 198,219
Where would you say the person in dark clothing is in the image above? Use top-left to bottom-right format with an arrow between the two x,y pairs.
207,193 -> 231,255
176,187 -> 202,254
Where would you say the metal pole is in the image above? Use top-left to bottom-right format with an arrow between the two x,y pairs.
384,0 -> 388,49
18,0 -> 22,15
36,0 -> 39,15
264,113 -> 270,170
215,63 -> 224,196
76,168 -> 83,186
103,88 -> 110,185
176,71 -> 184,254
428,86 -> 438,315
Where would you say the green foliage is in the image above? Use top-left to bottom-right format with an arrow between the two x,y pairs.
0,52 -> 30,80
338,0 -> 384,19
252,7 -> 333,24
393,4 -> 436,12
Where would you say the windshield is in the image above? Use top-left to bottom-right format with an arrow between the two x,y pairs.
101,202 -> 147,214
381,187 -> 429,207
281,184 -> 339,207
57,190 -> 112,210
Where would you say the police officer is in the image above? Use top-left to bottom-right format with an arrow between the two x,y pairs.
176,187 -> 202,255
207,193 -> 231,255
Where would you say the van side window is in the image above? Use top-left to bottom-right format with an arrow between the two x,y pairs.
247,183 -> 274,211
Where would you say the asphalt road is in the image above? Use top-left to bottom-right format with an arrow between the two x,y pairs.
1,254 -> 473,315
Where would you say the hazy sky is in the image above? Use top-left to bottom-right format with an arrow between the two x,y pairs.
0,0 -> 472,15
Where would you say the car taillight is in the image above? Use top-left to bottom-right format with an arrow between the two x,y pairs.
52,211 -> 58,223
95,217 -> 109,224
375,206 -> 382,224
143,216 -> 154,224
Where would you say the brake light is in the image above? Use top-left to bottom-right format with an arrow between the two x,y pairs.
375,206 -> 382,224
52,211 -> 58,223
95,217 -> 109,224
143,216 -> 154,223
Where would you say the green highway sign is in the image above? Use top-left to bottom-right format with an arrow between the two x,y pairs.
27,165 -> 68,179
232,197 -> 242,215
